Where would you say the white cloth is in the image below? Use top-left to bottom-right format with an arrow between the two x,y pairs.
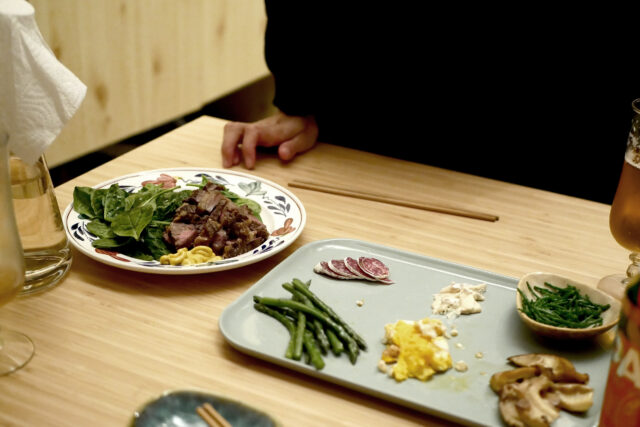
0,0 -> 86,164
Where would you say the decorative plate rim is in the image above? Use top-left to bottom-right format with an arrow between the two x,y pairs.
63,167 -> 306,275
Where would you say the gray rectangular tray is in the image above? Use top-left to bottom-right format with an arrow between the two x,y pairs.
219,239 -> 610,426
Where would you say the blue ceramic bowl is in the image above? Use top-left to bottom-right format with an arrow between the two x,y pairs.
130,389 -> 279,427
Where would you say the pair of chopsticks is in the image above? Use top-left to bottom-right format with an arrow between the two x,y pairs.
196,402 -> 231,427
288,179 -> 499,222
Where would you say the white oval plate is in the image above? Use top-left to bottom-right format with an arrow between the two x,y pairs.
63,168 -> 306,275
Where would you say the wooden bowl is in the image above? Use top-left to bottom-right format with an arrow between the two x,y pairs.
516,272 -> 621,340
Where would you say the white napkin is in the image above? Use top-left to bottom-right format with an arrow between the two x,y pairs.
0,0 -> 86,164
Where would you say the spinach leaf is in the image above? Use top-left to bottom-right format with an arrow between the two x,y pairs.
86,219 -> 116,238
111,203 -> 155,240
92,237 -> 154,261
143,226 -> 171,260
222,189 -> 262,219
154,189 -> 192,220
73,187 -> 97,218
103,184 -> 128,222
234,198 -> 262,221
190,175 -> 210,189
123,245 -> 154,261
124,184 -> 164,211
90,188 -> 107,219
92,236 -> 132,248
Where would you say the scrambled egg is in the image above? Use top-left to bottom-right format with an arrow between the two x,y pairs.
379,317 -> 452,382
159,246 -> 222,266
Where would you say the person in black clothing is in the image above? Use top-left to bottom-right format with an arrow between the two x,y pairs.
221,3 -> 636,204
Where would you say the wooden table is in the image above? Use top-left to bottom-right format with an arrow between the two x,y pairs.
0,116 -> 627,426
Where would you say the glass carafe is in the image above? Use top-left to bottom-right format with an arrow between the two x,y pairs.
10,152 -> 71,295
0,134 -> 35,374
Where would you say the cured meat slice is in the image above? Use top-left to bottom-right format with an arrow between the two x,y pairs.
344,257 -> 377,281
376,276 -> 394,285
358,257 -> 390,279
328,259 -> 359,279
314,257 -> 393,284
313,261 -> 351,279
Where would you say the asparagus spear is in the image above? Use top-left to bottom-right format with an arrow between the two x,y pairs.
253,303 -> 296,359
253,296 -> 360,363
302,330 -> 325,370
291,278 -> 367,350
282,282 -> 330,354
293,310 -> 306,361
325,329 -> 345,356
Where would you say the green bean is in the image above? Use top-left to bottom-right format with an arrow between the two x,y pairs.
291,278 -> 367,350
253,303 -> 296,359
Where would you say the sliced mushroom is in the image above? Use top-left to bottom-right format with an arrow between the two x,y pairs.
514,376 -> 560,427
549,383 -> 594,412
490,366 -> 539,393
499,383 -> 527,427
498,376 -> 559,427
508,354 -> 589,383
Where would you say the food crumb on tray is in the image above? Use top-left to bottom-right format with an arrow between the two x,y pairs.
454,360 -> 469,372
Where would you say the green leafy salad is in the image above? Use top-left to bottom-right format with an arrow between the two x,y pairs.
72,177 -> 261,261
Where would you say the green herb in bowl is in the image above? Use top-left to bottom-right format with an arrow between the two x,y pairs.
518,281 -> 610,329
515,272 -> 621,340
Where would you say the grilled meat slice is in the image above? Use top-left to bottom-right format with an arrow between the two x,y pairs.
163,182 -> 268,258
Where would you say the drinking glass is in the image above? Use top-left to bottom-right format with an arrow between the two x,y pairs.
598,98 -> 640,300
10,152 -> 72,295
0,134 -> 35,375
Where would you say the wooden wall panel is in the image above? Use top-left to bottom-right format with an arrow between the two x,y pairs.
28,0 -> 269,167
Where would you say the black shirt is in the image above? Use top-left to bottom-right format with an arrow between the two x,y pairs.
264,3 -> 637,203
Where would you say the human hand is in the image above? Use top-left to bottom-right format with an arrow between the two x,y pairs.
221,111 -> 319,169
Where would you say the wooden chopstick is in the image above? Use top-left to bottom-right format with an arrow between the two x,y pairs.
196,402 -> 231,427
288,179 -> 499,222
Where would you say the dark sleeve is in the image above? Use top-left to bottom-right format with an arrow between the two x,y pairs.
264,1 -> 319,117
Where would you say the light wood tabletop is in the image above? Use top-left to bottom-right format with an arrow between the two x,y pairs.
0,116 -> 628,426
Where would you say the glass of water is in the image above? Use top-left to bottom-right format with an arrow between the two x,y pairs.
0,136 -> 35,374
10,153 -> 71,295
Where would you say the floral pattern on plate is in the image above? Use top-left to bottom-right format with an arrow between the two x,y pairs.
63,168 -> 306,275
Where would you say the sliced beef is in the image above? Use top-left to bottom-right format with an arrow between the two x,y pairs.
211,229 -> 228,254
173,203 -> 198,223
163,222 -> 197,248
192,217 -> 222,247
163,182 -> 268,259
196,189 -> 224,214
